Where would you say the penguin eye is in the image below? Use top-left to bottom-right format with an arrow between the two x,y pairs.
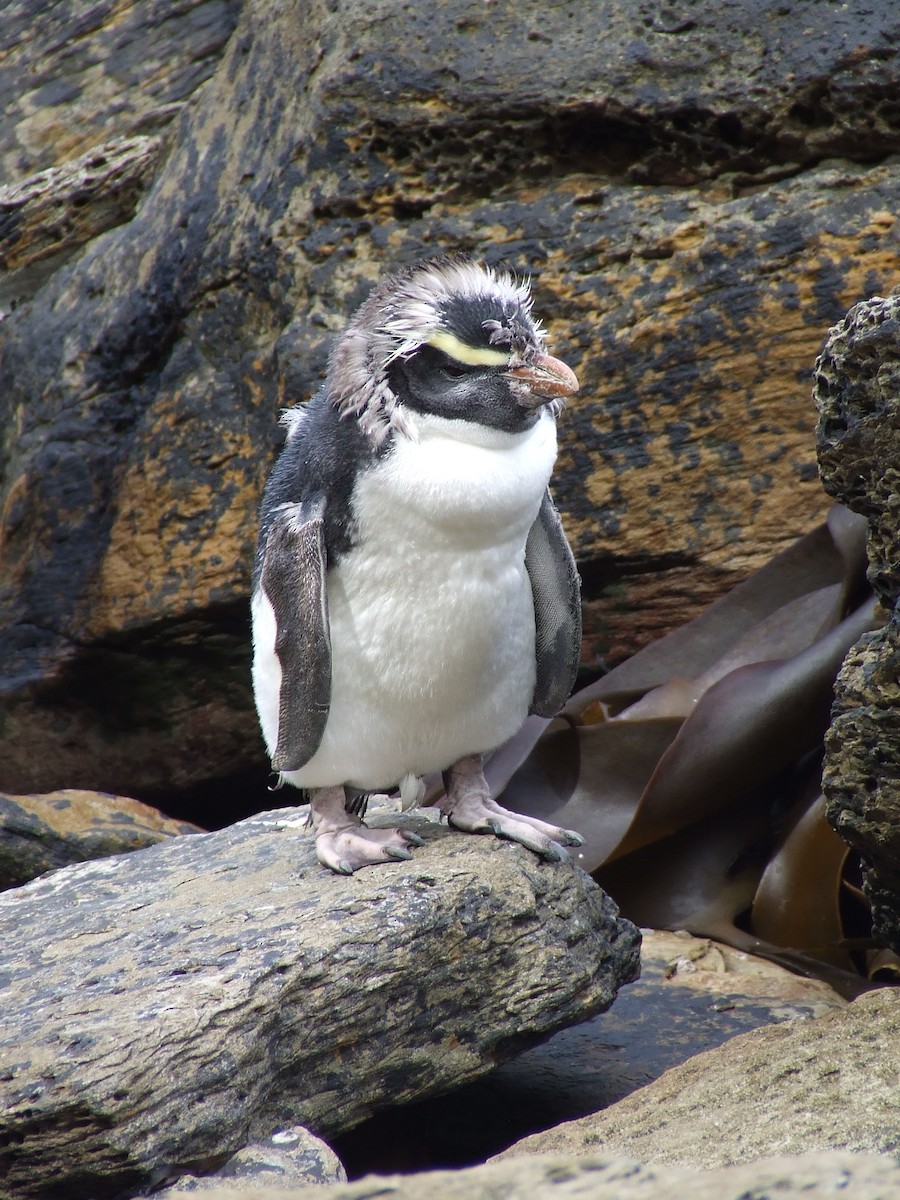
441,360 -> 470,380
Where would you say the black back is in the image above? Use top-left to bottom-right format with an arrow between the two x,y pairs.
254,391 -> 382,583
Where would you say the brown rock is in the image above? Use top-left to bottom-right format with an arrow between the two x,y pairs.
0,0 -> 239,183
2,0 -> 900,804
496,987 -> 900,1167
814,293 -> 900,952
0,136 -> 163,316
640,929 -> 846,1016
0,788 -> 200,890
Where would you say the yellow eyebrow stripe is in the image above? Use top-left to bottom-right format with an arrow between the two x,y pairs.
427,330 -> 511,367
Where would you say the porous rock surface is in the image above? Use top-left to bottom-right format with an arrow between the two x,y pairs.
497,987 -> 900,1166
0,805 -> 640,1200
159,1151 -> 900,1200
2,1 -> 900,805
814,294 -> 900,952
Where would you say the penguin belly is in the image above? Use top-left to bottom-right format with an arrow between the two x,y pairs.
262,409 -> 558,791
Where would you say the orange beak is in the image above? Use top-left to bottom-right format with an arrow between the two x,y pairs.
504,353 -> 580,407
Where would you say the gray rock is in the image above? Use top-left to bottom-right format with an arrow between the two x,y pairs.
156,1150 -> 900,1200
0,805 -> 639,1200
327,931 -> 847,1176
153,1127 -> 346,1194
3,0 -> 900,804
0,135 -> 164,317
497,987 -> 900,1167
814,294 -> 900,952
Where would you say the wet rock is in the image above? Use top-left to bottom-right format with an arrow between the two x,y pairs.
2,1 -> 900,804
157,1150 -> 900,1200
0,804 -> 639,1200
814,294 -> 900,952
497,986 -> 900,1166
0,788 -> 200,890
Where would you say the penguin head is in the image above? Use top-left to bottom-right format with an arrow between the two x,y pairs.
327,255 -> 579,443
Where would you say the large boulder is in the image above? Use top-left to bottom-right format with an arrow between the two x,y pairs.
2,1 -> 899,806
0,805 -> 639,1200
814,294 -> 900,952
498,986 -> 900,1166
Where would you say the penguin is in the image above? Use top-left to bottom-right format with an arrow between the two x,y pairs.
251,255 -> 584,874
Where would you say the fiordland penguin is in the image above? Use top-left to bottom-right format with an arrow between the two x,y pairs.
251,255 -> 584,873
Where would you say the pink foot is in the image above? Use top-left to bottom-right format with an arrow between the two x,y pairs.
436,755 -> 584,862
310,786 -> 423,875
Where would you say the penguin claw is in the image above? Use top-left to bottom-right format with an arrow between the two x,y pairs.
439,755 -> 585,866
538,842 -> 570,864
402,831 -> 426,847
313,821 -> 423,875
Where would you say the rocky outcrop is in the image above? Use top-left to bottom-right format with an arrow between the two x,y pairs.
158,1152 -> 900,1200
814,295 -> 900,952
498,987 -> 900,1166
1,1 -> 900,807
0,788 -> 200,890
0,805 -> 640,1200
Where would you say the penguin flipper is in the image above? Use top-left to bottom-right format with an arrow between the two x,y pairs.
257,497 -> 332,772
525,489 -> 582,717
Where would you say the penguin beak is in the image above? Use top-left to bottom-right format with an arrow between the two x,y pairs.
504,353 -> 580,408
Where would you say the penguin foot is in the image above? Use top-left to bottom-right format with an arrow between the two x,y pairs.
309,786 -> 422,875
438,754 -> 584,862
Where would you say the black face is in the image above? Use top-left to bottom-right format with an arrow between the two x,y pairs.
388,344 -> 540,434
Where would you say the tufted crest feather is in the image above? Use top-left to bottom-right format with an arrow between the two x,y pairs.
323,255 -> 547,445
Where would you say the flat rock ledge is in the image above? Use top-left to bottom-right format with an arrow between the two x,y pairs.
497,987 -> 900,1167
0,806 -> 639,1200
159,1150 -> 900,1200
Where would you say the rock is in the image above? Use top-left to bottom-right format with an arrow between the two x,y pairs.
0,788 -> 201,890
0,804 -> 640,1200
156,1150 -> 900,1200
638,931 -> 847,1018
814,294 -> 900,952
0,135 -> 164,317
2,1 -> 900,806
0,0 -> 240,183
152,1127 -> 346,1195
497,987 -> 900,1167
815,293 -> 900,605
330,930 -> 846,1177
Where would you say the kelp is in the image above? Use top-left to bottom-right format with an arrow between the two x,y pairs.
491,507 -> 897,997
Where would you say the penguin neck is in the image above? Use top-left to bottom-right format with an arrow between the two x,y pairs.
352,406 -> 558,545
398,406 -> 553,452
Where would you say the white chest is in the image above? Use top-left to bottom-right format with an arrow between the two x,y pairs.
305,409 -> 558,786
347,407 -> 558,577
